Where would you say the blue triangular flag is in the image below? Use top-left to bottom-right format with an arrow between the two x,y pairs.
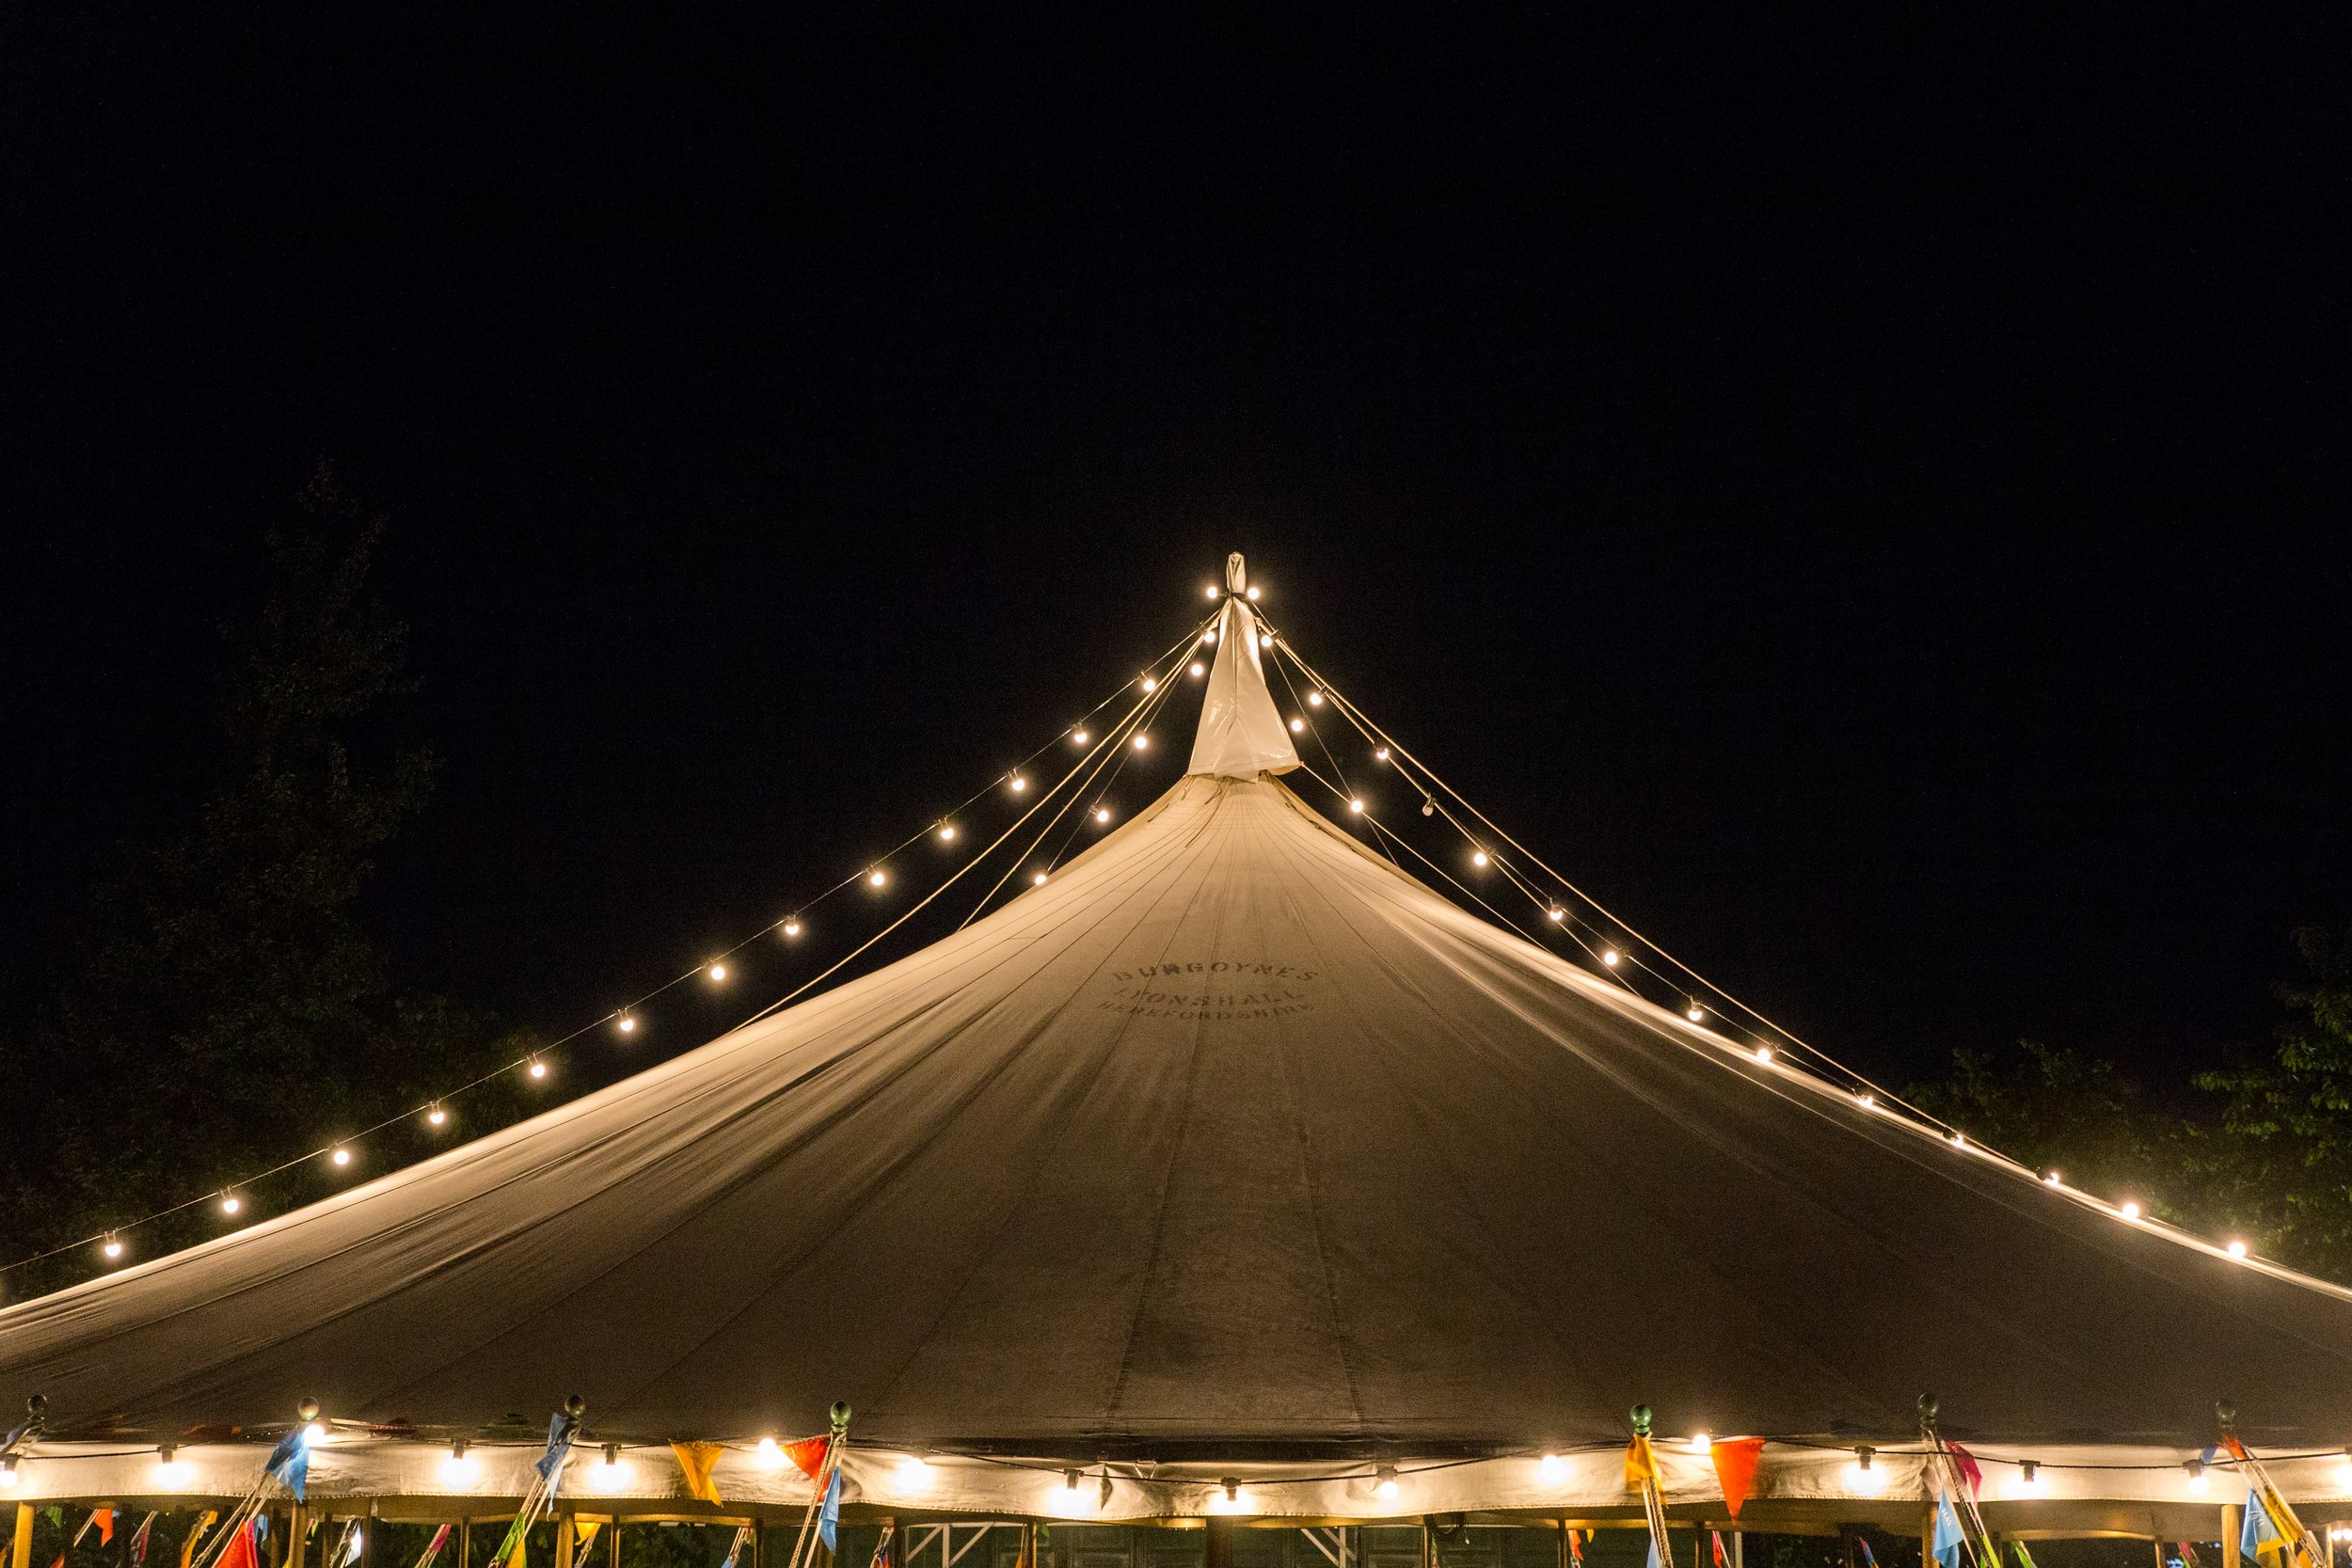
534,1408 -> 580,1483
1931,1492 -> 1966,1568
2242,1490 -> 2280,1560
818,1465 -> 843,1553
265,1430 -> 310,1503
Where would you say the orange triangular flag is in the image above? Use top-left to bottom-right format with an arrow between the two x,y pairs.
219,1524 -> 259,1568
784,1436 -> 830,1483
95,1513 -> 117,1546
1624,1434 -> 1659,1489
672,1442 -> 726,1506
1709,1438 -> 1766,1518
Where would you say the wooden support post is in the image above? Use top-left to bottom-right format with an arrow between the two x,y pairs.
1204,1520 -> 1233,1568
1556,1523 -> 1569,1568
10,1503 -> 30,1568
290,1506 -> 310,1568
1922,1504 -> 1936,1568
610,1519 -> 622,1568
556,1515 -> 575,1568
2224,1505 -> 2243,1568
1732,1533 -> 1744,1568
359,1516 -> 373,1568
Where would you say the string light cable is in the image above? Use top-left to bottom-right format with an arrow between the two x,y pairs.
2,612 -> 1216,1284
1263,634 -> 2352,1285
1266,632 -> 1947,1126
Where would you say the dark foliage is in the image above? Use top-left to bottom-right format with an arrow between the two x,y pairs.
0,467 -> 534,1299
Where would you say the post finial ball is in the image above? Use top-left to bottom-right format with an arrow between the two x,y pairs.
1629,1403 -> 1652,1436
297,1397 -> 321,1422
2216,1400 -> 2237,1433
829,1400 -> 853,1433
564,1394 -> 586,1418
1916,1393 -> 1939,1431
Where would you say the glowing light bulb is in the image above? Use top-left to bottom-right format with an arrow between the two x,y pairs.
1948,1131 -> 1965,1148
1009,775 -> 1028,793
708,963 -> 727,980
528,1059 -> 548,1079
2227,1240 -> 2249,1258
1140,676 -> 1157,693
221,1193 -> 243,1215
1546,907 -> 1565,922
2187,1461 -> 2208,1494
1060,1468 -> 1085,1503
0,1460 -> 18,1487
1133,734 -> 1150,750
868,869 -> 887,887
1858,1092 -> 1875,1108
1850,1448 -> 1882,1493
1259,634 -> 1273,648
1687,1434 -> 1709,1453
615,1014 -> 636,1036
1538,1453 -> 1567,1481
938,824 -> 957,842
755,1437 -> 784,1468
1753,1045 -> 1773,1064
1308,690 -> 1324,706
443,1443 -> 479,1484
2042,1170 -> 2060,1185
303,1422 -> 326,1446
1205,585 -> 1221,600
330,1148 -> 353,1167
2121,1201 -> 2142,1220
1094,808 -> 1111,824
1203,630 -> 1217,645
1032,871 -> 1049,885
1375,746 -> 1391,761
1073,730 -> 1089,745
1687,1006 -> 1705,1022
898,1455 -> 934,1490
783,919 -> 801,937
1471,850 -> 1488,867
2017,1460 -> 2042,1491
1288,717 -> 1305,733
1375,1465 -> 1400,1499
1602,949 -> 1620,966
592,1446 -> 629,1492
102,1236 -> 123,1259
155,1449 -> 191,1486
1245,587 -> 1260,601
1349,799 -> 1366,815
1189,662 -> 1205,677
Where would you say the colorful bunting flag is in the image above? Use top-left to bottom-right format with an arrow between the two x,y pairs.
415,1525 -> 454,1568
868,1522 -> 896,1568
672,1443 -> 726,1507
1566,1532 -> 1584,1568
817,1465 -> 843,1554
218,1523 -> 259,1568
1946,1445 -> 1983,1501
262,1429 -> 310,1504
1931,1491 -> 1966,1568
1710,1532 -> 1729,1568
130,1513 -> 157,1568
534,1407 -> 582,1483
94,1511 -> 117,1545
720,1526 -> 755,1568
182,1513 -> 222,1568
1856,1541 -> 1878,1568
2012,1543 -> 2040,1568
1624,1434 -> 1661,1489
784,1438 -> 831,1484
1708,1439 -> 1765,1518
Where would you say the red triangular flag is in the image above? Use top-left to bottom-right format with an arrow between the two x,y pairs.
1947,1442 -> 1983,1499
94,1512 -> 117,1546
783,1435 -> 831,1483
218,1525 -> 260,1568
1709,1438 -> 1766,1519
1711,1533 -> 1729,1568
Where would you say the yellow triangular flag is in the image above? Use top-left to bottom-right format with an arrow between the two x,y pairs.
672,1442 -> 726,1506
1625,1433 -> 1659,1489
181,1513 -> 220,1568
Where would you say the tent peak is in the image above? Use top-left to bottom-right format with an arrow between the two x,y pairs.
1186,554 -> 1301,779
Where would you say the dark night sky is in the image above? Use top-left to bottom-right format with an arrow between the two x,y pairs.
5,10 -> 2348,1095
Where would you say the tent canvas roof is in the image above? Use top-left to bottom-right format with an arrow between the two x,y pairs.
8,559 -> 2350,1464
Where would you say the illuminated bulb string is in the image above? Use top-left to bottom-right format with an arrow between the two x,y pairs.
1264,632 -> 1962,1137
5,613 -> 1216,1283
